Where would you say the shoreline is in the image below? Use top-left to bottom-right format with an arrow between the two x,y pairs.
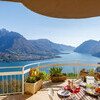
0,55 -> 61,63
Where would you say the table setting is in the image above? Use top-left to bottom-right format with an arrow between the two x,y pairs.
57,77 -> 100,100
85,83 -> 100,96
57,80 -> 81,99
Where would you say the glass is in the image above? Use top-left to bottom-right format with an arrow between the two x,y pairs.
72,79 -> 77,99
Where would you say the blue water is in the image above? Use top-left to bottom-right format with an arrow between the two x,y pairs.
0,51 -> 100,73
0,51 -> 100,66
0,51 -> 100,92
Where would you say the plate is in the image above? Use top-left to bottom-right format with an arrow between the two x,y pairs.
85,88 -> 100,96
57,90 -> 71,96
86,88 -> 95,95
80,82 -> 86,87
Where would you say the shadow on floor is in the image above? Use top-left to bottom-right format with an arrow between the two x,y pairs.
41,81 -> 66,91
1,94 -> 32,100
0,81 -> 67,100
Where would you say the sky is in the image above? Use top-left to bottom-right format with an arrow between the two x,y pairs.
0,1 -> 100,47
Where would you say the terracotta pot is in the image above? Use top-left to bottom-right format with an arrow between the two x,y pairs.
25,79 -> 43,94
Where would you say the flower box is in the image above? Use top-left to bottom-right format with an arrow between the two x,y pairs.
51,74 -> 66,82
25,79 -> 43,94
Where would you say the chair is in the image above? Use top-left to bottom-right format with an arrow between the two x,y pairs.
98,96 -> 100,100
48,88 -> 54,100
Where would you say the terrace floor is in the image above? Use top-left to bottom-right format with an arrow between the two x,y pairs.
0,79 -> 98,100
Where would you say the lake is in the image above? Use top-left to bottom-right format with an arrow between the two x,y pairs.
0,51 -> 100,73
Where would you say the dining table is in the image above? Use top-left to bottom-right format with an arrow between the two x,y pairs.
57,87 -> 98,100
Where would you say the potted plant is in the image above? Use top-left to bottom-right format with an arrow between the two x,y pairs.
49,67 -> 66,82
25,68 -> 44,94
80,68 -> 99,82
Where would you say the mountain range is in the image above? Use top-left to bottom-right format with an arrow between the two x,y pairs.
0,28 -> 74,62
74,40 -> 100,58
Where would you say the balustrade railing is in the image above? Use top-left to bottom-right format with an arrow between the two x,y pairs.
0,60 -> 100,95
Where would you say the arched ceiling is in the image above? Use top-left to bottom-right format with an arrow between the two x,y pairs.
2,0 -> 100,19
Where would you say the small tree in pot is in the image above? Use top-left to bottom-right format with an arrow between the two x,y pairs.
49,67 -> 67,82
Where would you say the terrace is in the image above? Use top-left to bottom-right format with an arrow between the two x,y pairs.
1,0 -> 100,100
0,60 -> 100,100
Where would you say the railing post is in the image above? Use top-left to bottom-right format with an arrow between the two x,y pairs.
22,66 -> 24,94
38,63 -> 40,70
77,60 -> 80,79
57,60 -> 59,67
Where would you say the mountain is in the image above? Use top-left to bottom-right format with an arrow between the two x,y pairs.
30,39 -> 74,53
0,52 -> 17,62
93,52 -> 100,57
74,40 -> 100,57
0,29 -> 74,62
55,44 -> 75,51
0,29 -> 42,55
